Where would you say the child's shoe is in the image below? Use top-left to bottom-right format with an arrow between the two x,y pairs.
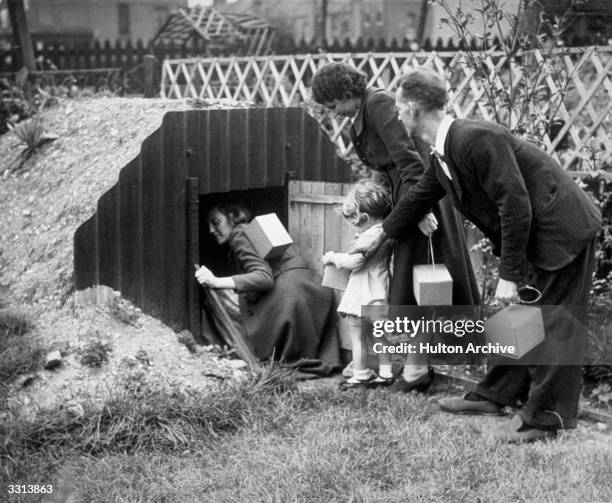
342,361 -> 354,378
365,375 -> 395,388
339,368 -> 377,390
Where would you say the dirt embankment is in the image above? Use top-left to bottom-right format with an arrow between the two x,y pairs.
0,96 -> 251,414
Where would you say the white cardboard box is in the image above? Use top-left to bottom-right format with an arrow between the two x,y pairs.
244,213 -> 293,259
322,264 -> 350,290
485,305 -> 545,359
413,264 -> 453,306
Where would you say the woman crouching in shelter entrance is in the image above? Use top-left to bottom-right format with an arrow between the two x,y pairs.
195,203 -> 342,377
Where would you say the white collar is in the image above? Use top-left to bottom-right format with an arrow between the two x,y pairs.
434,115 -> 455,155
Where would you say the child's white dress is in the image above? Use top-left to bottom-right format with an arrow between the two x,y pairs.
330,223 -> 392,317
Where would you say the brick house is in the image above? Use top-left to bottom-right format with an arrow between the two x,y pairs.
22,0 -> 188,45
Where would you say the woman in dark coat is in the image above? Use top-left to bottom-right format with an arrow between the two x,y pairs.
311,62 -> 480,390
195,204 -> 341,377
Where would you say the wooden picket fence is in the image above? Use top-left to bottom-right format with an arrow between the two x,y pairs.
161,47 -> 612,172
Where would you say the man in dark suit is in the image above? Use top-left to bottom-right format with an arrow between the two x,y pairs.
355,68 -> 601,442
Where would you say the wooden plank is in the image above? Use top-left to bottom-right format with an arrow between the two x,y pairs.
227,108 -> 249,188
289,193 -> 346,204
162,113 -> 188,331
287,180 -> 300,244
266,108 -> 287,187
340,182 -> 357,254
186,178 -> 202,342
97,186 -> 121,290
323,182 -> 345,257
310,182 -> 326,275
119,158 -> 143,308
286,111 -> 306,179
246,108 -> 267,188
205,110 -> 230,193
184,110 -> 202,179
141,127 -> 165,319
74,215 -> 98,290
299,181 -> 316,270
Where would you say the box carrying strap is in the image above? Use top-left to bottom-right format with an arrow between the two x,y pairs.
427,235 -> 436,272
517,285 -> 542,304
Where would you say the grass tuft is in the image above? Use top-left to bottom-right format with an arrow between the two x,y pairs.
0,308 -> 33,338
0,308 -> 42,384
79,339 -> 113,368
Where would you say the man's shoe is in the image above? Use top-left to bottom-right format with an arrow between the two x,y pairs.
389,368 -> 434,393
438,395 -> 504,416
491,415 -> 557,443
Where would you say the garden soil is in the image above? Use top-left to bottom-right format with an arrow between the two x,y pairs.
0,96 -> 253,416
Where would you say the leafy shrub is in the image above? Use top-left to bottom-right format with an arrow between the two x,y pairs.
108,294 -> 141,327
0,75 -> 58,136
591,383 -> 612,407
79,340 -> 113,368
8,116 -> 58,161
434,0 -> 577,143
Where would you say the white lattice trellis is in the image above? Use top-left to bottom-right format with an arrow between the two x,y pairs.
161,48 -> 612,172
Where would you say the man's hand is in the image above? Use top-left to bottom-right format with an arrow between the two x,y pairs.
493,278 -> 520,307
348,226 -> 386,259
417,212 -> 438,236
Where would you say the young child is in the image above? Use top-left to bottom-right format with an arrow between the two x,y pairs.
321,180 -> 394,387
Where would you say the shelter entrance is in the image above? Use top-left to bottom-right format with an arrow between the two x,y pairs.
198,186 -> 287,278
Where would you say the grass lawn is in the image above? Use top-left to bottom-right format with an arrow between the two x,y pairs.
2,368 -> 611,503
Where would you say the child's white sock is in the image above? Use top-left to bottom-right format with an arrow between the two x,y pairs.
378,364 -> 393,379
402,365 -> 428,382
347,368 -> 375,384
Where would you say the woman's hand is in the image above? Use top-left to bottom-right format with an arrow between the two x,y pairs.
195,265 -> 218,288
195,265 -> 237,290
418,212 -> 438,236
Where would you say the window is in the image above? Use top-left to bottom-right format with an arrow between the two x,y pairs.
405,11 -> 417,39
375,11 -> 383,27
118,3 -> 130,36
406,11 -> 416,28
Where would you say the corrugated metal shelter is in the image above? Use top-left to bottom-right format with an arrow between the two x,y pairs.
74,108 -> 351,338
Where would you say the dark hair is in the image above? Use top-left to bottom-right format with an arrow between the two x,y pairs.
310,62 -> 367,104
208,204 -> 252,227
396,69 -> 446,112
